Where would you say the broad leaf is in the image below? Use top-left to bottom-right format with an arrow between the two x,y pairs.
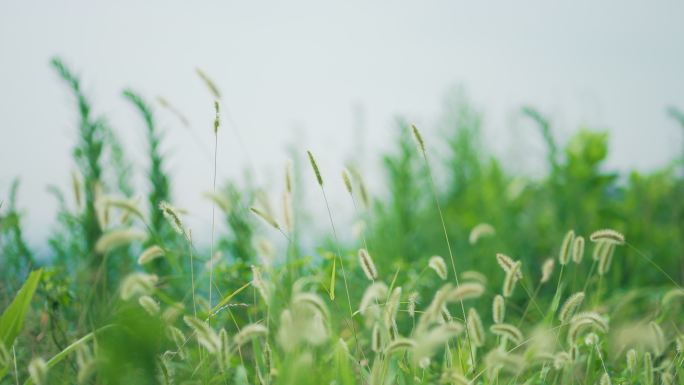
0,269 -> 42,378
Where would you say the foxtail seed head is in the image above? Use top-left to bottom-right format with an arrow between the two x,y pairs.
359,282 -> 388,317
559,230 -> 575,265
384,287 -> 402,329
203,191 -> 231,213
572,236 -> 585,264
597,243 -> 615,276
428,255 -> 448,280
467,308 -> 485,347
440,370 -> 471,385
196,68 -> 221,99
250,207 -> 280,230
213,100 -> 220,133
448,282 -> 485,301
493,295 -> 505,324
138,295 -> 160,315
644,352 -> 654,385
626,349 -> 637,372
411,124 -> 426,153
469,223 -> 495,245
649,321 -> 665,356
589,229 -> 625,245
503,261 -> 521,298
600,373 -> 611,385
234,323 -> 268,347
159,201 -> 185,236
496,253 -> 522,279
385,338 -> 416,355
676,334 -> 684,353
138,245 -> 165,265
285,160 -> 293,193
592,240 -> 607,261
183,316 -> 220,353
120,272 -> 158,300
358,248 -> 378,281
490,323 -> 523,344
371,323 -> 382,353
251,265 -> 271,303
559,292 -> 585,323
95,228 -> 147,254
540,258 -> 555,284
341,168 -> 353,194
28,358 -> 48,385
408,292 -> 418,318
307,150 -> 323,186
461,270 -> 488,285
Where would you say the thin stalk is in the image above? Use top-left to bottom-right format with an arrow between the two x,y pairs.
553,265 -> 566,312
520,279 -> 546,321
595,343 -> 610,381
187,231 -> 197,317
12,345 -> 18,385
317,184 -> 364,368
209,113 -> 219,317
627,243 -> 682,288
415,129 -> 475,372
22,325 -> 114,385
344,174 -> 377,370
517,282 -> 542,327
582,260 -> 598,293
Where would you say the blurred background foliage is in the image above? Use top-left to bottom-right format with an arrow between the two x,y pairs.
0,58 -> 683,384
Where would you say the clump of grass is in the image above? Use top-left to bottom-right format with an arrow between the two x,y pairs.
4,60 -> 684,385
51,57 -> 107,257
123,89 -> 171,236
0,180 -> 35,283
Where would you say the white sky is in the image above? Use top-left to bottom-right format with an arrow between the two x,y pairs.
1,1 -> 683,248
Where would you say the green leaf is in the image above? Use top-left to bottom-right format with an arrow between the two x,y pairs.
208,282 -> 251,318
547,281 -> 566,323
0,269 -> 42,347
233,365 -> 249,385
0,269 -> 42,380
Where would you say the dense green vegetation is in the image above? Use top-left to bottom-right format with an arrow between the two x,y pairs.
1,58 -> 683,384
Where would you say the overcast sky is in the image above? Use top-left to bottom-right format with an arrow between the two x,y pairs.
1,1 -> 683,247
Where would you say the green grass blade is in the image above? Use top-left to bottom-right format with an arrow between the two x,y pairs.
0,269 -> 42,348
330,258 -> 336,300
0,269 -> 42,381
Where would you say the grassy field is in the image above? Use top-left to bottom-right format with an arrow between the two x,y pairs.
1,58 -> 683,385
